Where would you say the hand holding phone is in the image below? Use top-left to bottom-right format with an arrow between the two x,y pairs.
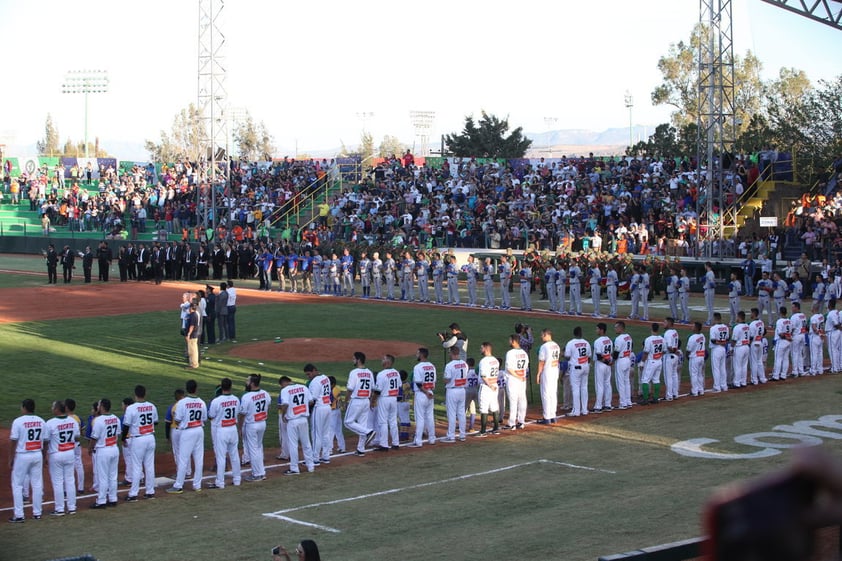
271,545 -> 281,556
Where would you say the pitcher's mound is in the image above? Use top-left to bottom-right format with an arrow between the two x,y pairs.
226,338 -> 425,363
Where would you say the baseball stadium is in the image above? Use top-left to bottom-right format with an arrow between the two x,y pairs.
2,1 -> 842,561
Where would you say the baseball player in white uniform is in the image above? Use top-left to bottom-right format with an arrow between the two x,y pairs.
279,376 -> 316,474
748,308 -> 768,384
772,273 -> 788,323
44,400 -> 80,516
790,302 -> 809,377
373,355 -> 402,451
89,399 -> 122,508
592,323 -> 613,411
827,299 -> 842,373
728,273 -> 742,325
568,262 -> 582,315
306,364 -> 334,462
207,378 -> 241,489
663,318 -> 681,400
64,399 -> 85,496
167,380 -> 207,493
640,323 -> 665,404
686,322 -> 707,396
709,313 -> 730,392
122,385 -> 159,500
757,272 -> 774,327
771,307 -> 793,380
613,322 -> 634,408
703,262 -> 717,325
465,358 -> 479,432
590,265 -> 602,317
344,352 -> 375,456
476,342 -> 501,436
536,329 -> 561,423
443,347 -> 468,442
504,335 -> 529,429
564,326 -> 592,416
639,267 -> 651,321
731,312 -> 751,388
679,268 -> 691,323
629,267 -> 641,320
606,266 -> 619,318
10,399 -> 46,522
409,348 -> 437,446
809,310 -> 826,376
240,374 -> 270,482
666,268 -> 679,320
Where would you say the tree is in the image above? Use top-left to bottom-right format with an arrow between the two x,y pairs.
651,24 -> 765,136
233,112 -> 276,162
378,135 -> 405,158
444,111 -> 532,158
145,103 -> 206,163
36,114 -> 61,156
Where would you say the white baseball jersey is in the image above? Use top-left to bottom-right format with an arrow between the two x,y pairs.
664,329 -> 680,353
308,374 -> 333,408
479,356 -> 500,388
239,389 -> 271,423
444,359 -> 469,389
828,310 -> 842,332
413,361 -> 437,392
280,384 -> 313,420
11,414 -> 46,453
123,401 -> 159,438
732,323 -> 750,347
564,338 -> 592,366
749,319 -> 766,344
208,394 -> 241,429
709,324 -> 730,348
91,414 -> 121,449
538,341 -> 561,375
375,368 -> 402,398
686,333 -> 707,358
593,336 -> 613,363
810,313 -> 825,334
775,318 -> 792,340
505,348 -> 529,381
174,396 -> 207,430
643,335 -> 665,362
791,312 -> 808,335
347,367 -> 374,399
614,333 -> 633,360
44,416 -> 80,454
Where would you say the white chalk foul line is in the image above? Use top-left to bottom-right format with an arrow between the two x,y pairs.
262,458 -> 615,532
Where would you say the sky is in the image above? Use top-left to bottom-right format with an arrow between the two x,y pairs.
1,0 -> 840,160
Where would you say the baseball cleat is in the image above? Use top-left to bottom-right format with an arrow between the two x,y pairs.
50,511 -> 66,517
90,503 -> 108,509
7,517 -> 25,524
165,487 -> 184,494
364,431 -> 376,447
282,470 -> 299,476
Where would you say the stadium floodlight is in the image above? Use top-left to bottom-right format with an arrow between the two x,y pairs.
624,91 -> 634,150
61,70 -> 109,158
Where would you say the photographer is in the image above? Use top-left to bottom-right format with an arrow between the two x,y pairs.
514,323 -> 534,354
438,322 -> 468,361
272,539 -> 321,561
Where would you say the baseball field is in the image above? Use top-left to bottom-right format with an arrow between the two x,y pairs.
0,254 -> 841,561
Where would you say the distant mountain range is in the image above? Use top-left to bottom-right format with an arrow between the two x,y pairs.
6,126 -> 655,161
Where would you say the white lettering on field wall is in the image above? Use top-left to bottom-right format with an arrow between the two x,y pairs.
671,415 -> 842,460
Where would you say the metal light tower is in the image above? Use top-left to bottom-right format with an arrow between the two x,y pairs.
61,70 -> 109,158
624,91 -> 634,150
198,0 -> 227,181
543,117 -> 558,158
409,110 -> 436,157
696,0 -> 736,259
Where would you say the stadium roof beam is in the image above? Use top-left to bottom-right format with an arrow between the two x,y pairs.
759,0 -> 842,32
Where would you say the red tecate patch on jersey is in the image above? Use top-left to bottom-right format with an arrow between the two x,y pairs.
226,338 -> 425,363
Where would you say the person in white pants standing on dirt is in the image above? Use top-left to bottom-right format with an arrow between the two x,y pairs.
279,376 -> 315,475
663,317 -> 681,400
305,364 -> 333,463
731,312 -> 751,388
790,302 -> 809,377
167,380 -> 206,494
564,326 -> 592,417
504,335 -> 529,429
207,378 -> 241,489
592,323 -> 613,412
704,262 -> 717,325
709,313 -> 730,392
809,310 -> 826,376
613,322 -> 634,409
344,352 -> 375,456
442,346 -> 468,442
536,328 -> 561,423
686,322 -> 707,396
410,348 -> 437,447
240,374 -> 271,482
89,399 -> 121,507
748,308 -> 768,384
826,299 -> 842,373
772,306 -> 793,380
373,355 -> 401,451
122,385 -> 159,500
44,400 -> 78,516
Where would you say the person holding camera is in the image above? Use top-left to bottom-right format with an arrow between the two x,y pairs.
439,323 -> 468,362
272,539 -> 320,561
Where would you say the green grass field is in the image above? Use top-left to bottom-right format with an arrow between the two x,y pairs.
0,260 -> 841,561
